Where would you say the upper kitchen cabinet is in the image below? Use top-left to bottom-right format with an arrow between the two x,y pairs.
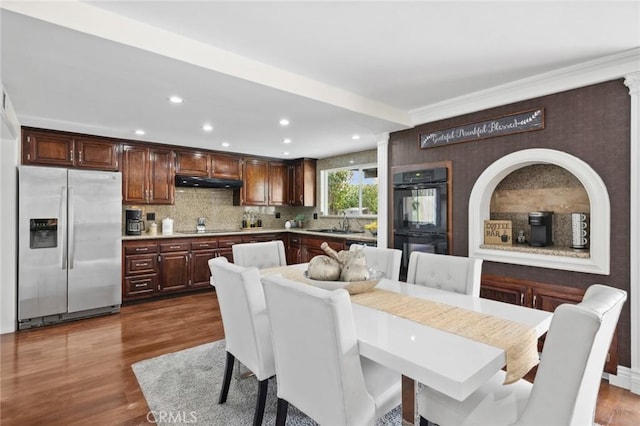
175,150 -> 210,176
268,161 -> 289,206
239,157 -> 317,206
290,158 -> 316,206
211,154 -> 242,180
122,144 -> 175,205
22,128 -> 119,171
175,151 -> 243,180
242,158 -> 269,205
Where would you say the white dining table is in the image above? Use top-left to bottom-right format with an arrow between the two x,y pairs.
262,264 -> 553,425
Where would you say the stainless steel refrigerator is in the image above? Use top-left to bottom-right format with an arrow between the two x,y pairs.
18,165 -> 122,329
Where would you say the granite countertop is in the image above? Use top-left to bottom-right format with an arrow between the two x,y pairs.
122,228 -> 377,243
480,243 -> 590,258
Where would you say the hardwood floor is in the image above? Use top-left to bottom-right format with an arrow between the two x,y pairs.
2,290 -> 639,425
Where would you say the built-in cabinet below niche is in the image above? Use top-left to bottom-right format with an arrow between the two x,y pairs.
469,149 -> 610,275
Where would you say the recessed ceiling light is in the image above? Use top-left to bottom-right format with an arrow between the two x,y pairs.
279,118 -> 290,126
282,151 -> 290,156
349,160 -> 355,164
352,134 -> 360,140
202,123 -> 214,132
221,141 -> 230,147
169,95 -> 183,104
134,129 -> 145,135
283,138 -> 292,144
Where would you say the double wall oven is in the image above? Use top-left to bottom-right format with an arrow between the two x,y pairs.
393,167 -> 449,278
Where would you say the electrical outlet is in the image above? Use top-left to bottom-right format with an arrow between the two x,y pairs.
275,212 -> 281,219
313,213 -> 318,220
146,212 -> 156,221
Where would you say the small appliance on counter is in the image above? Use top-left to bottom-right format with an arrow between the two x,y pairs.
125,208 -> 144,236
528,211 -> 553,247
196,217 -> 206,233
162,217 -> 174,235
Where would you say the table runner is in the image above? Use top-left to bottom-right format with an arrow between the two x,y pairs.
261,265 -> 539,384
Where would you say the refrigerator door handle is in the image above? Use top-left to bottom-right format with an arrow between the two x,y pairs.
60,186 -> 68,270
68,186 -> 75,269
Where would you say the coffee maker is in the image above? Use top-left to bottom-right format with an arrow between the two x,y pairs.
528,211 -> 553,247
125,208 -> 144,235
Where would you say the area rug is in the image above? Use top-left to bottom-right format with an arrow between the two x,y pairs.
132,339 -> 401,425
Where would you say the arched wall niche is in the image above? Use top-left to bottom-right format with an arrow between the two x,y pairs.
468,148 -> 610,274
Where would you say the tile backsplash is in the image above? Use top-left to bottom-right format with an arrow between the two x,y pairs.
489,164 -> 590,246
123,188 -> 374,234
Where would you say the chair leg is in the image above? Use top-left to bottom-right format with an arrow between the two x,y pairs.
252,379 -> 269,426
275,398 -> 288,426
218,351 -> 235,404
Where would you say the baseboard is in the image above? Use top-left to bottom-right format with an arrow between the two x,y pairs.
605,366 -> 640,395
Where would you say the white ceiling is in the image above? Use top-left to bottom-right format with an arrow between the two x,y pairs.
1,1 -> 639,159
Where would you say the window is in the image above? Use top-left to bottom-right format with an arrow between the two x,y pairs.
321,164 -> 377,216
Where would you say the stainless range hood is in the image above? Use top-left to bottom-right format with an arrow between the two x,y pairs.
175,175 -> 243,189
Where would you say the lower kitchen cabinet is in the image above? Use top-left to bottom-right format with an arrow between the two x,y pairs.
190,239 -> 219,289
123,241 -> 159,300
287,234 -> 301,265
122,238 -> 216,302
299,235 -> 345,263
480,274 -> 619,374
158,241 -> 191,293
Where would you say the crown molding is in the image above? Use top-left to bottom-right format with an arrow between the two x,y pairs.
410,48 -> 640,125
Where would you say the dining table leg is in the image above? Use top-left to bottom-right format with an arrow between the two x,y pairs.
402,375 -> 416,425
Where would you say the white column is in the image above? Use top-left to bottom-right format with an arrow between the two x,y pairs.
376,133 -> 390,248
624,72 -> 640,395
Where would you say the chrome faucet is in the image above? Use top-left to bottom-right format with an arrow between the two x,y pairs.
339,211 -> 350,232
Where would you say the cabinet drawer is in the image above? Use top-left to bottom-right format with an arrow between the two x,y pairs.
124,243 -> 158,255
125,274 -> 157,297
160,242 -> 190,252
191,240 -> 219,250
217,237 -> 242,248
125,254 -> 158,275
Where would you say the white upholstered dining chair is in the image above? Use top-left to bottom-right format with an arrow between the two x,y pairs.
406,252 -> 483,296
349,244 -> 403,281
207,256 -> 276,426
232,240 -> 287,269
417,284 -> 627,426
262,274 -> 402,426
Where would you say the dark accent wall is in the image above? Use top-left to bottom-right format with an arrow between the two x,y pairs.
389,79 -> 631,366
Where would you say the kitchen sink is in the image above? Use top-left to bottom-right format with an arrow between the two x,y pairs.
313,229 -> 364,234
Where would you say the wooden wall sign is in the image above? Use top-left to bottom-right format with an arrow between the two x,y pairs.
420,108 -> 544,149
484,220 -> 512,245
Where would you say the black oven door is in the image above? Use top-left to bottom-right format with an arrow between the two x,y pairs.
394,232 -> 448,280
393,183 -> 447,234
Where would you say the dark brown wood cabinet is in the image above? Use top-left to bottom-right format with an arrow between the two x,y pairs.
158,242 -> 191,293
241,158 -> 316,207
290,158 -> 316,206
190,239 -> 219,289
299,235 -> 345,263
175,151 -> 209,176
480,274 -> 618,374
287,234 -> 301,265
216,236 -> 243,262
242,158 -> 269,205
122,144 -> 174,204
22,128 -> 119,171
269,161 -> 289,205
122,241 -> 159,300
211,154 -> 243,180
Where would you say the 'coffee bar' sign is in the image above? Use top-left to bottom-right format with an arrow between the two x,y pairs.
420,108 -> 544,149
